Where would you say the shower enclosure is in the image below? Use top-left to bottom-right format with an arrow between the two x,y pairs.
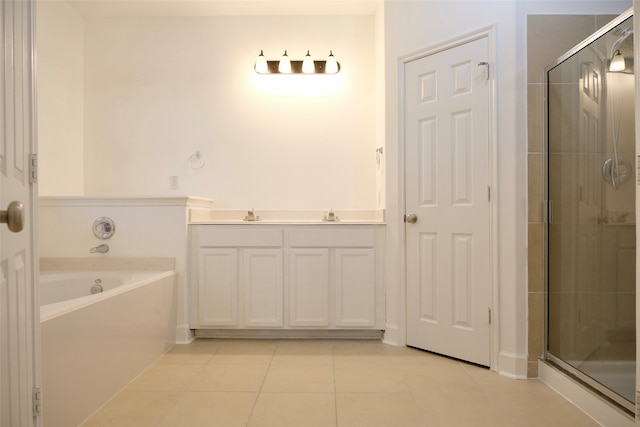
546,9 -> 636,412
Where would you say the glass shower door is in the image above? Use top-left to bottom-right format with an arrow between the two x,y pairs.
546,11 -> 635,412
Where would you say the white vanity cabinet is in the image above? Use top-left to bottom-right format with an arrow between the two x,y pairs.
190,224 -> 384,332
194,227 -> 284,328
288,228 -> 378,328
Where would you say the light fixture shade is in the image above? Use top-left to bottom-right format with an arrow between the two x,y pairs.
325,50 -> 339,74
610,50 -> 625,72
278,50 -> 291,73
302,50 -> 315,74
255,50 -> 268,74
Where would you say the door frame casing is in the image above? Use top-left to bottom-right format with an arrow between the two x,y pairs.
29,0 -> 42,422
396,25 -> 499,371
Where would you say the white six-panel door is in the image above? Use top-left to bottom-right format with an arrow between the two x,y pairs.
405,35 -> 492,366
0,0 -> 40,425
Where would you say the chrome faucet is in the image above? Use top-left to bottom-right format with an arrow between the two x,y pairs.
90,243 -> 109,254
244,209 -> 258,221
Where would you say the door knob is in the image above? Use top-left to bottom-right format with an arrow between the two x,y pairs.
405,214 -> 418,224
1,201 -> 24,232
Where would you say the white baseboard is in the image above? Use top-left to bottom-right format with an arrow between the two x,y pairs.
193,329 -> 384,340
382,324 -> 404,346
175,324 -> 194,344
498,351 -> 528,379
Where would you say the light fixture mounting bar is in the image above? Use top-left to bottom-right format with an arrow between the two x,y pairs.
255,50 -> 340,75
256,60 -> 341,74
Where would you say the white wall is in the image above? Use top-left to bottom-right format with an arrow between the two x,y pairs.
39,205 -> 186,259
37,9 -> 378,211
374,6 -> 386,210
81,15 -> 377,210
37,1 -> 84,195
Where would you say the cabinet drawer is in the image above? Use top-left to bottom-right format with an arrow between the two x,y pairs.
289,228 -> 375,248
198,228 -> 283,247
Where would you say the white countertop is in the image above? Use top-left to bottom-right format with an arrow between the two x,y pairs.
190,220 -> 385,225
188,209 -> 385,225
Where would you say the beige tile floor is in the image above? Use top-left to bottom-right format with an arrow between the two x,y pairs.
81,339 -> 599,427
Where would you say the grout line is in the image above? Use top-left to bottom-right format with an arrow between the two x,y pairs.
154,390 -> 190,426
244,339 -> 276,427
332,340 -> 339,427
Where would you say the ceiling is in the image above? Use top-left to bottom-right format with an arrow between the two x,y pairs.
55,0 -> 381,17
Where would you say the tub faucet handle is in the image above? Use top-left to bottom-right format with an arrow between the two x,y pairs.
90,244 -> 109,254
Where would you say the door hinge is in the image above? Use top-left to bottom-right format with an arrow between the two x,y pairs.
33,386 -> 42,417
477,61 -> 490,80
488,307 -> 492,324
29,153 -> 37,184
487,186 -> 491,202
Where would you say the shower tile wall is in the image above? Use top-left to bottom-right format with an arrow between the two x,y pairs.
527,14 -> 618,378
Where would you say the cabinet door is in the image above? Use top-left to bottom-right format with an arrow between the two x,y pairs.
335,249 -> 376,327
243,249 -> 283,327
198,248 -> 239,326
289,248 -> 330,326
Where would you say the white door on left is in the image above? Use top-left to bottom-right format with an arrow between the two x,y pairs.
0,0 -> 40,426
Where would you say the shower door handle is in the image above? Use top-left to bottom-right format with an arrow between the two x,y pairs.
0,201 -> 24,233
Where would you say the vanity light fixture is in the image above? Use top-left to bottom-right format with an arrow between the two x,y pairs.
610,50 -> 626,72
254,50 -> 341,74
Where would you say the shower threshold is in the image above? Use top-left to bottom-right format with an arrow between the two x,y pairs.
542,355 -> 635,416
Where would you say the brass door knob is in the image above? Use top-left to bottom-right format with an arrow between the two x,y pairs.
0,201 -> 24,232
405,214 -> 418,224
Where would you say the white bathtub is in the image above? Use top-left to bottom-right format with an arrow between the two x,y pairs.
40,270 -> 170,320
40,270 -> 177,427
